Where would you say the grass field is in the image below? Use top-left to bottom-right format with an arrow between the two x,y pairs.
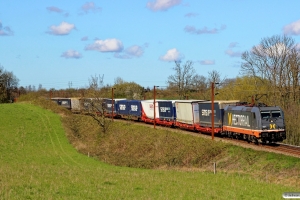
0,103 -> 298,199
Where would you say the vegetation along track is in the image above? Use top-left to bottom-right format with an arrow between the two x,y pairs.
218,136 -> 300,158
263,143 -> 300,158
115,118 -> 300,158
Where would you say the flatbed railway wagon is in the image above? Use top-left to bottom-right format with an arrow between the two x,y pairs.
222,104 -> 286,143
141,100 -> 175,127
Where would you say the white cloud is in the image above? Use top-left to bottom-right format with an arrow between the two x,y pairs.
47,22 -> 75,35
46,6 -> 63,13
147,0 -> 181,11
283,19 -> 300,35
113,45 -> 144,59
229,42 -> 239,48
184,25 -> 226,34
184,12 -> 198,18
125,45 -> 144,57
160,48 -> 184,61
0,21 -> 13,36
114,53 -> 131,59
81,36 -> 89,41
61,50 -> 82,59
85,39 -> 124,52
46,6 -> 69,17
80,2 -> 102,14
225,49 -> 242,57
199,60 -> 215,65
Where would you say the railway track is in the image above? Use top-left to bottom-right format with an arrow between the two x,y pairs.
262,143 -> 300,158
115,119 -> 300,158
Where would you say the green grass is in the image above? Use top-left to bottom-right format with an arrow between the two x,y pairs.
0,103 -> 299,199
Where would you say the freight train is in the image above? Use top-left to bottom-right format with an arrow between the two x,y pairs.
51,97 -> 286,144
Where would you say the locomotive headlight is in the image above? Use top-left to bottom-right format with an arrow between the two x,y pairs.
262,125 -> 267,130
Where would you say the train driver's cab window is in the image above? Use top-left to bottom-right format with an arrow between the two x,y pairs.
261,111 -> 270,119
261,110 -> 281,119
271,110 -> 281,118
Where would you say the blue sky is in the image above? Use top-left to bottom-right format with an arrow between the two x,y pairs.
1,0 -> 300,90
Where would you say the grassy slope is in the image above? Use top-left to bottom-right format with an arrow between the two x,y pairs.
0,103 -> 298,199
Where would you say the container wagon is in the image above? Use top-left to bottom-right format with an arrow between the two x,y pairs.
141,100 -> 175,127
174,100 -> 205,131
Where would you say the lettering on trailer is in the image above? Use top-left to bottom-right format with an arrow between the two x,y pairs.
131,105 -> 138,111
107,103 -> 112,108
119,104 -> 126,110
160,107 -> 170,112
201,109 -> 215,116
61,101 -> 69,105
149,104 -> 154,109
228,113 -> 250,127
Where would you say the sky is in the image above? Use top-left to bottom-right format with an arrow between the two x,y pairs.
1,0 -> 300,90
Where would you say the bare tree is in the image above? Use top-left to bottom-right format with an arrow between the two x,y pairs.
167,60 -> 196,99
207,70 -> 223,84
83,74 -> 111,135
241,35 -> 299,105
82,97 -> 111,135
88,74 -> 104,91
241,35 -> 300,145
190,74 -> 209,99
114,77 -> 125,85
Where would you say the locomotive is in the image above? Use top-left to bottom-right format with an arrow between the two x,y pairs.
222,104 -> 286,144
51,97 -> 286,144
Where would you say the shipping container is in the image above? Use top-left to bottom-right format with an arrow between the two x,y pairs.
104,98 -> 126,117
197,100 -> 239,134
174,100 -> 205,130
117,100 -> 142,120
80,98 -> 106,114
51,97 -> 80,113
141,100 -> 174,126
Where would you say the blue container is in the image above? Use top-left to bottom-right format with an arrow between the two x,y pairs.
198,101 -> 239,128
105,98 -> 126,113
117,100 -> 142,120
157,101 -> 174,121
117,100 -> 128,115
128,100 -> 142,117
104,99 -> 115,113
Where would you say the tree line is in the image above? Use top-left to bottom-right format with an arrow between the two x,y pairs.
1,34 -> 300,145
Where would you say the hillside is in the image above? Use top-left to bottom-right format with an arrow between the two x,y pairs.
0,102 -> 299,199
